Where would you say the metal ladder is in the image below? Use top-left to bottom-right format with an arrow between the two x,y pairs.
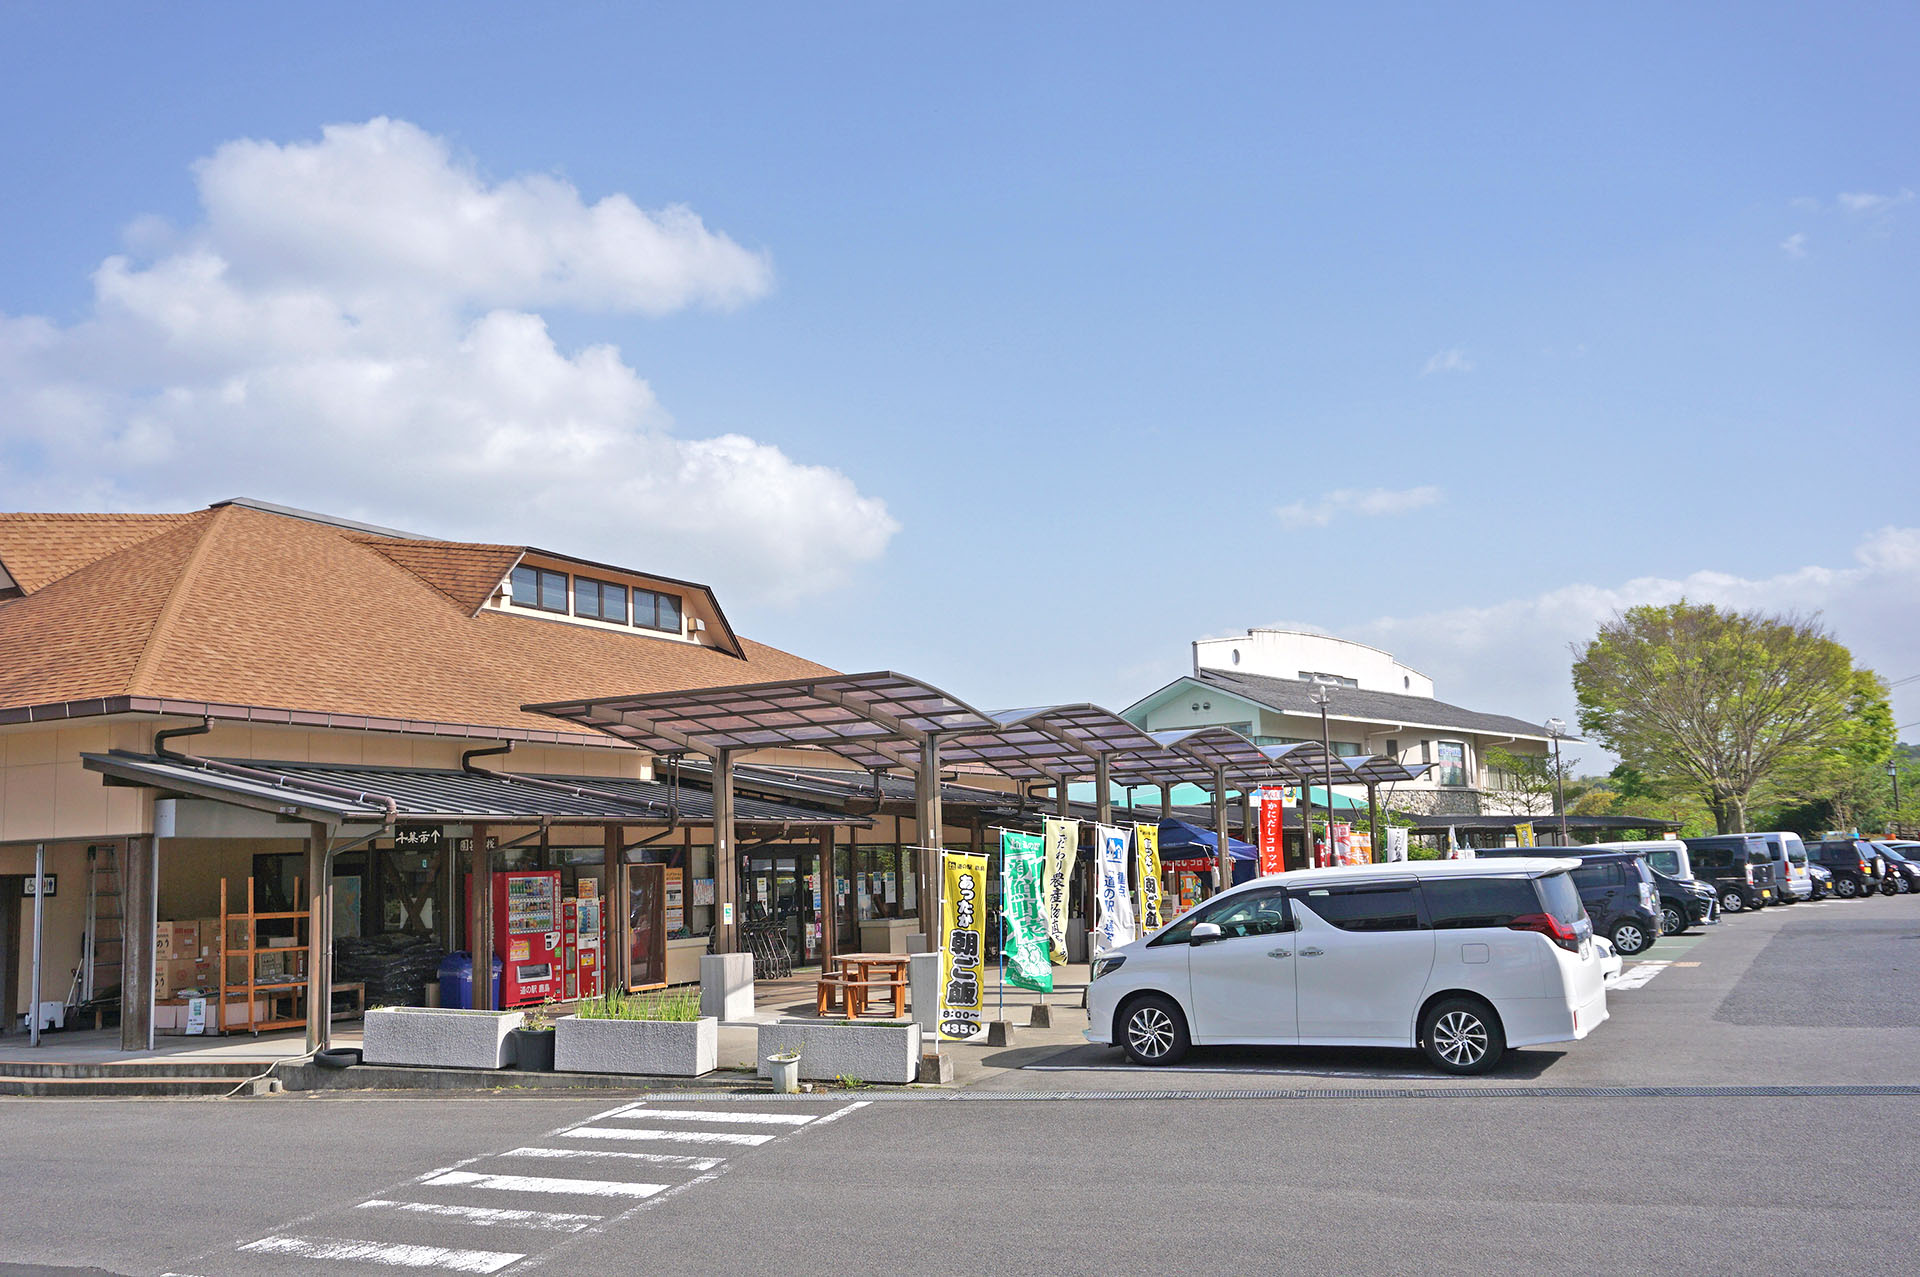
82,843 -> 124,1004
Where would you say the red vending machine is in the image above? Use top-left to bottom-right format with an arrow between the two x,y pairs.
561,887 -> 605,1001
493,870 -> 561,1006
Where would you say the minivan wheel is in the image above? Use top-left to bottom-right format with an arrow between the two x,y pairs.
1420,996 -> 1505,1075
1119,994 -> 1190,1067
1835,877 -> 1858,899
1883,879 -> 1900,897
1610,920 -> 1653,956
1719,889 -> 1746,913
1661,904 -> 1687,936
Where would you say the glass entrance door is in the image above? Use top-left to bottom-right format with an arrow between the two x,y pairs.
742,849 -> 824,967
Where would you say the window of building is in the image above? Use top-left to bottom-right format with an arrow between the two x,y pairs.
632,588 -> 684,633
1436,741 -> 1467,787
510,565 -> 568,613
1385,739 -> 1399,758
1222,721 -> 1254,736
1333,742 -> 1363,757
1297,883 -> 1423,932
574,577 -> 629,624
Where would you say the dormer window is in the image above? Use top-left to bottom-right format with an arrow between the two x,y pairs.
574,577 -> 628,624
634,588 -> 683,634
511,565 -> 568,613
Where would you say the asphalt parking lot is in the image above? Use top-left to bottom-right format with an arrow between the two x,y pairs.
965,892 -> 1920,1091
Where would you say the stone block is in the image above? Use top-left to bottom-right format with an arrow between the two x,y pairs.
362,1006 -> 522,1069
985,1020 -> 1014,1047
756,1019 -> 921,1085
555,1015 -> 718,1077
1028,1004 -> 1053,1029
701,953 -> 755,1021
908,951 -> 940,1036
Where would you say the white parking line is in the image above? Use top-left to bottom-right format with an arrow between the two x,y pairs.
238,1236 -> 523,1272
355,1200 -> 603,1232
604,1106 -> 816,1126
559,1125 -> 775,1146
421,1171 -> 667,1199
502,1147 -> 725,1170
1609,960 -> 1670,990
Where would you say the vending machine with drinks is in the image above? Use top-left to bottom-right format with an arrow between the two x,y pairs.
561,886 -> 605,1001
492,870 -> 562,1006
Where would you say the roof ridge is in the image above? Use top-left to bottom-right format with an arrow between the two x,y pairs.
125,509 -> 227,696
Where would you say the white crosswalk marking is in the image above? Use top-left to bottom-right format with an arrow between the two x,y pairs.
239,1235 -> 523,1272
560,1124 -> 776,1146
605,1106 -> 816,1126
422,1170 -> 667,1198
502,1146 -> 724,1169
356,1200 -> 603,1232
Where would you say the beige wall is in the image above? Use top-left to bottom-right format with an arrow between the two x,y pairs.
0,841 -> 93,1018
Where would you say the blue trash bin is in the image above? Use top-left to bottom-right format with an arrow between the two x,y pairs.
437,952 -> 503,1010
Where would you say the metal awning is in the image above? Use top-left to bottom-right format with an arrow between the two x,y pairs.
940,704 -> 1173,781
82,751 -> 868,827
674,760 -> 1022,810
524,672 -> 1001,770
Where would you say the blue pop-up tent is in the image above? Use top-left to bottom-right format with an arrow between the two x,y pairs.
1157,819 -> 1257,881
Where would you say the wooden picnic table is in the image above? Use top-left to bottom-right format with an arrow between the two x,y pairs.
815,952 -> 911,1019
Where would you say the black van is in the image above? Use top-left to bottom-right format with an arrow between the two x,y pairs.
1681,836 -> 1777,913
1808,838 -> 1886,898
1476,847 -> 1663,955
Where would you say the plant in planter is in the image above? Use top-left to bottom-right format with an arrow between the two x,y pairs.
555,987 -> 718,1077
509,1000 -> 558,1072
362,1004 -> 524,1069
766,1044 -> 802,1094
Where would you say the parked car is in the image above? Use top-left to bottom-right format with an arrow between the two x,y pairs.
1756,831 -> 1814,902
1807,864 -> 1832,900
1604,839 -> 1692,881
1870,843 -> 1920,893
1682,836 -> 1778,913
1649,865 -> 1719,935
1807,838 -> 1885,899
1592,934 -> 1623,980
1473,847 -> 1663,956
1084,859 -> 1609,1075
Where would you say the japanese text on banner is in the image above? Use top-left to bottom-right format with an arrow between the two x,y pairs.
999,831 -> 1053,993
1515,822 -> 1536,848
1257,787 -> 1287,876
1093,824 -> 1137,955
1134,823 -> 1163,932
938,850 -> 989,1040
1041,817 -> 1079,964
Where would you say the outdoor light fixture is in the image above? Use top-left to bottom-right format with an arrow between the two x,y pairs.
1544,718 -> 1569,845
1309,678 -> 1336,865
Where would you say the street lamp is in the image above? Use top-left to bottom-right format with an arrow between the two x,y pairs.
1545,718 -> 1569,845
1310,679 -> 1337,866
1892,759 -> 1903,838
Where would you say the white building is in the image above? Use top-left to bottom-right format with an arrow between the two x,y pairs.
1124,629 -> 1555,817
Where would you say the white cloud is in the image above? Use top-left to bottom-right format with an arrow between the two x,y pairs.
0,119 -> 897,604
1421,347 -> 1473,375
1276,485 -> 1443,529
1837,188 -> 1914,217
1350,526 -> 1920,752
1780,232 -> 1808,258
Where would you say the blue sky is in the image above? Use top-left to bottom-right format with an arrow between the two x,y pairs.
2,3 -> 1917,745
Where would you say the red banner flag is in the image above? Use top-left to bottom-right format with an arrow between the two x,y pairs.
1257,787 -> 1287,876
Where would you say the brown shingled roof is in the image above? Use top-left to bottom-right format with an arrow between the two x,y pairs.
352,536 -> 524,613
0,503 -> 837,739
0,512 -> 200,593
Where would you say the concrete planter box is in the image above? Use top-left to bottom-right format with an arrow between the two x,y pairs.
555,1014 -> 718,1077
363,1006 -> 523,1069
756,1019 -> 922,1085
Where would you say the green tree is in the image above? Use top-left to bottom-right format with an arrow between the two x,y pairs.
1571,602 -> 1865,834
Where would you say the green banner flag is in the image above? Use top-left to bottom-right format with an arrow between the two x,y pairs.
1000,830 -> 1054,993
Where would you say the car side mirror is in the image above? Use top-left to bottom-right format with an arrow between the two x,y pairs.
1190,922 -> 1224,945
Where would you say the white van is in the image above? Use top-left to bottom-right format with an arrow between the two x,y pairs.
1755,831 -> 1813,901
1611,839 -> 1692,881
1084,859 -> 1609,1075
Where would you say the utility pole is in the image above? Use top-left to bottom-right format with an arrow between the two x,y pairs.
1546,718 -> 1570,845
1310,680 -> 1336,867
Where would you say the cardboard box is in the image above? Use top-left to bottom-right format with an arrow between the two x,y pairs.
197,918 -> 222,959
155,922 -> 199,961
155,958 -> 200,998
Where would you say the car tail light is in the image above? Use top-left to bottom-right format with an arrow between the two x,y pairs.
1860,860 -> 1872,876
1510,912 -> 1581,953
1744,863 -> 1754,883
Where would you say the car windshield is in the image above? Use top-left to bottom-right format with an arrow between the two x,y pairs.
1746,846 -> 1774,863
1535,871 -> 1586,927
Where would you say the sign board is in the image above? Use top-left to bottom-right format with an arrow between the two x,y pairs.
1257,787 -> 1287,876
392,824 -> 444,850
22,874 -> 56,898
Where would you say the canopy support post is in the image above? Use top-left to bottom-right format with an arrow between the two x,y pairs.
916,734 -> 945,952
1368,783 -> 1381,864
471,821 -> 493,1010
1212,764 -> 1231,892
713,751 -> 740,955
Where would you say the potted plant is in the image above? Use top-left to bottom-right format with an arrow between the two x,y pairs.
555,987 -> 717,1077
766,1045 -> 802,1094
510,1001 -> 557,1072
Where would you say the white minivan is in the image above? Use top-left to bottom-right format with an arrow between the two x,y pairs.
1084,859 -> 1609,1075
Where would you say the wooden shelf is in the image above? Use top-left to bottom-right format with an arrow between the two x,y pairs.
218,876 -> 311,1037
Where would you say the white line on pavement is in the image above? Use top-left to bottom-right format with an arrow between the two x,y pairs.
807,1100 -> 872,1127
1610,961 -> 1670,990
559,1125 -> 775,1146
603,1106 -> 816,1126
1021,1063 -> 1437,1079
422,1171 -> 667,1199
355,1200 -> 603,1232
238,1235 -> 523,1273
502,1146 -> 725,1170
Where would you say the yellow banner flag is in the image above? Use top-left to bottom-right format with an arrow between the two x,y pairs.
1135,823 -> 1164,932
938,850 -> 988,1041
1515,822 -> 1536,848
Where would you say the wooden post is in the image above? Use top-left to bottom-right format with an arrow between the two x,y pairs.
121,835 -> 156,1051
471,822 -> 493,1011
1158,782 -> 1173,823
1212,764 -> 1231,891
603,823 -> 625,991
818,826 -> 836,961
1368,783 -> 1381,864
712,750 -> 740,954
915,734 -> 945,950
305,821 -> 330,1052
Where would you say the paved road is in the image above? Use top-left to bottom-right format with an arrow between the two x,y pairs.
4,893 -> 1918,1276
